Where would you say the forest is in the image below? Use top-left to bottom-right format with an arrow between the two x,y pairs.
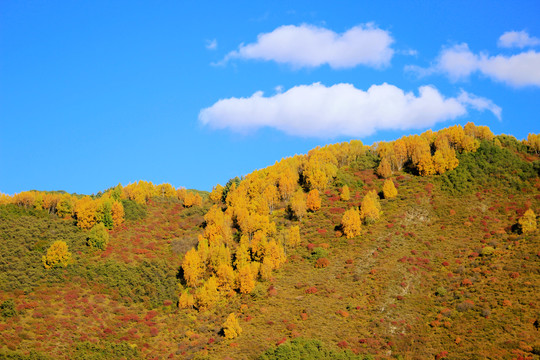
0,123 -> 539,359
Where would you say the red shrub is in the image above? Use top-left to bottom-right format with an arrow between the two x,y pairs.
315,258 -> 330,268
305,287 -> 318,294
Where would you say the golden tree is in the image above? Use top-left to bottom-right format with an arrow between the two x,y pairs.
216,263 -> 235,292
340,185 -> 350,201
377,157 -> 392,178
42,241 -> 72,269
111,200 -> 125,228
306,189 -> 321,212
74,196 -> 99,230
210,184 -> 224,203
184,192 -> 202,207
182,248 -> 204,287
290,190 -> 307,221
518,209 -> 537,233
341,208 -> 362,238
382,179 -> 397,199
278,168 -> 297,200
223,313 -> 242,339
288,225 -> 301,247
360,190 -> 381,224
195,276 -> 220,310
526,133 -> 540,154
178,289 -> 195,309
237,264 -> 256,294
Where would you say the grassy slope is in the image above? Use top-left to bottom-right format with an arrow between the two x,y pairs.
0,141 -> 539,360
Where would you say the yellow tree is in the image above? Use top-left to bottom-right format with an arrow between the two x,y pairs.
340,185 -> 350,201
263,239 -> 286,270
182,248 -> 204,287
178,288 -> 195,309
288,225 -> 300,247
278,167 -> 298,200
377,157 -> 392,178
392,139 -> 408,171
223,313 -> 242,339
157,183 -> 176,198
210,184 -> 224,203
306,189 -> 321,212
111,200 -> 125,228
341,208 -> 361,238
195,276 -> 220,310
518,209 -> 537,233
42,241 -> 72,269
75,196 -> 99,230
360,190 -> 381,224
290,190 -> 307,221
237,264 -> 256,294
527,133 -> 540,154
262,184 -> 279,213
382,179 -> 397,199
216,263 -> 235,293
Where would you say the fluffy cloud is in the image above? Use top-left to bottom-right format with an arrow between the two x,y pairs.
408,43 -> 540,87
220,23 -> 394,69
498,30 -> 540,48
199,83 -> 500,138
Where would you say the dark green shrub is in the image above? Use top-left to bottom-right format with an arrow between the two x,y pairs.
121,199 -> 146,221
259,338 -> 367,360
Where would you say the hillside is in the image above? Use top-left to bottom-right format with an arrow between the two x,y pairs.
0,124 -> 539,360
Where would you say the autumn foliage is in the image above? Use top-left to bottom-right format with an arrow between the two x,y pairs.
306,189 -> 321,212
223,313 -> 242,339
382,179 -> 397,199
360,190 -> 381,223
518,209 -> 537,233
42,241 -> 72,269
342,208 -> 362,238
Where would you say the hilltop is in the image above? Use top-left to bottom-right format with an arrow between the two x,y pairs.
0,123 -> 539,360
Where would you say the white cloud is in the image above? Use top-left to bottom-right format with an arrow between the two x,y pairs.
221,23 -> 394,69
205,39 -> 218,50
498,30 -> 540,48
199,83 -> 500,138
457,90 -> 502,120
409,43 -> 540,87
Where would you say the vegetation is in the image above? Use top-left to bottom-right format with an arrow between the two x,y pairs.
0,123 -> 538,359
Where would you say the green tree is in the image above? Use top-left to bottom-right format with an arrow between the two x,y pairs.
87,223 -> 110,250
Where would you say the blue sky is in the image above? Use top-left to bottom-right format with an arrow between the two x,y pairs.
1,1 -> 539,195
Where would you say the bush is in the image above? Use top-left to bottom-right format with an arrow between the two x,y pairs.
87,223 -> 109,250
314,258 -> 330,268
121,199 -> 146,221
439,140 -> 537,194
1,299 -> 16,318
259,338 -> 367,359
310,247 -> 328,261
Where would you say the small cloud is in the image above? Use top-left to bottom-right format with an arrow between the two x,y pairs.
457,90 -> 502,120
498,30 -> 540,48
205,39 -> 218,50
274,85 -> 284,93
407,42 -> 540,87
199,82 -> 499,138
399,49 -> 418,56
220,23 -> 395,69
